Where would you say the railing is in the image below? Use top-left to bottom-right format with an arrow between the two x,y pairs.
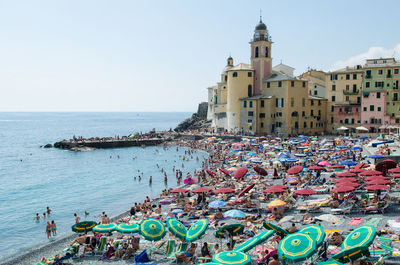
392,97 -> 400,101
365,75 -> 372,79
343,90 -> 359,95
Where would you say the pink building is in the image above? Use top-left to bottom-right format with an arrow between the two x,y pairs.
333,105 -> 361,130
361,91 -> 393,132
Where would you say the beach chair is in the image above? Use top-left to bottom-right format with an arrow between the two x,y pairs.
94,236 -> 107,256
331,201 -> 353,215
165,240 -> 176,256
167,242 -> 189,263
71,244 -> 80,259
196,243 -> 215,263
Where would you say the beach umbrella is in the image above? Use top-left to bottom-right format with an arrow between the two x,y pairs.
267,199 -> 286,208
263,186 -> 286,194
216,223 -> 245,238
205,169 -> 216,176
388,167 -> 400,173
116,223 -> 139,234
331,186 -> 354,193
209,200 -> 226,208
171,208 -> 184,214
224,209 -> 247,218
317,260 -> 345,265
349,168 -> 365,173
214,188 -> 235,194
365,185 -> 390,191
238,184 -> 255,197
318,161 -> 330,166
219,168 -> 231,177
253,166 -> 268,176
139,218 -> 166,241
355,163 -> 369,169
337,126 -> 349,131
299,225 -> 326,247
331,246 -> 369,263
366,179 -> 391,185
71,221 -> 97,233
202,263 -> 222,265
247,152 -> 257,156
186,219 -> 208,242
278,232 -> 316,263
92,223 -> 117,233
356,126 -> 369,132
234,167 -> 248,180
335,172 -> 356,178
342,225 -> 376,250
234,230 -> 275,253
328,165 -> 345,169
294,189 -> 316,196
36,263 -> 47,265
213,251 -> 251,265
269,184 -> 289,189
341,160 -> 357,166
336,182 -> 359,188
351,146 -> 361,151
287,165 -> 303,174
335,177 -> 357,183
359,170 -> 382,176
281,157 -> 298,163
368,154 -> 384,159
364,175 -> 387,181
170,188 -> 189,193
376,159 -> 397,172
263,221 -> 289,237
166,218 -> 187,240
193,187 -> 212,193
357,136 -> 368,139
392,174 -> 400,179
308,166 -> 325,171
278,215 -> 295,224
227,167 -> 238,172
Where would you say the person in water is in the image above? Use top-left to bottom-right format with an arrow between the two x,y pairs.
42,212 -> 46,219
46,207 -> 51,215
51,220 -> 57,236
46,221 -> 52,239
74,213 -> 80,223
34,213 -> 40,221
149,176 -> 152,184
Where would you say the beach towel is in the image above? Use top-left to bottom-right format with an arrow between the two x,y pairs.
365,217 -> 382,226
348,217 -> 362,225
135,250 -> 150,263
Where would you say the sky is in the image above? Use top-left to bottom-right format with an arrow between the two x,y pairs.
0,0 -> 399,112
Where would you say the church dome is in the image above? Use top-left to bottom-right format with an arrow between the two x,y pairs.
222,65 -> 232,74
255,20 -> 266,31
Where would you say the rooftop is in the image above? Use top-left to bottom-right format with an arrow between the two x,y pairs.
228,63 -> 254,71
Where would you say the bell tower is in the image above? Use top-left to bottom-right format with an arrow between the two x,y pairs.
250,16 -> 272,95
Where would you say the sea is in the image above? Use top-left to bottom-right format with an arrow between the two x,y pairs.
0,112 -> 207,262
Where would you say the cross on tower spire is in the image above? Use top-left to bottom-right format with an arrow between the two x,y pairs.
260,9 -> 262,22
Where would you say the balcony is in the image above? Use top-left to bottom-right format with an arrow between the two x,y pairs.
387,74 -> 392,78
365,75 -> 372,79
392,97 -> 400,102
343,90 -> 359,95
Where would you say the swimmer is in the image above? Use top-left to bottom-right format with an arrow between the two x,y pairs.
46,207 -> 51,215
134,176 -> 137,180
43,212 -> 46,219
117,155 -> 120,159
34,213 -> 40,221
85,211 -> 89,217
74,213 -> 80,223
149,176 -> 153,184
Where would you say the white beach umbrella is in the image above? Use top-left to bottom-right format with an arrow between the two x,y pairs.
379,125 -> 387,129
356,126 -> 369,132
337,126 -> 349,131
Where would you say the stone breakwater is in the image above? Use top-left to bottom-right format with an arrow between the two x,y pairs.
53,138 -> 164,151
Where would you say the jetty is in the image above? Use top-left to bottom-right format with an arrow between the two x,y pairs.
53,138 -> 164,151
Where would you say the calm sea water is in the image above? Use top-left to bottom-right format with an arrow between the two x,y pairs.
0,112 -> 207,261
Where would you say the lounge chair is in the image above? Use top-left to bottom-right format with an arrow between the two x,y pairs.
94,236 -> 108,256
196,243 -> 215,263
167,242 -> 189,263
331,201 -> 354,215
165,240 -> 176,256
361,201 -> 390,214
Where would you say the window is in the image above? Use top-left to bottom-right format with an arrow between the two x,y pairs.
346,96 -> 349,101
248,72 -> 252,77
281,98 -> 284,107
339,108 -> 342,112
375,81 -> 384,87
249,101 -> 253,108
331,106 -> 334,112
311,100 -> 314,106
318,110 -> 321,116
291,97 -> 294,107
346,74 -> 350,80
377,92 -> 381,98
353,73 -> 357,80
332,85 -> 336,91
255,47 -> 259,58
224,76 -> 227,82
265,47 -> 269,57
370,105 -> 374,111
366,82 -> 370,88
291,81 -> 294,87
310,110 -> 314,116
318,100 -> 321,106
346,84 -> 349,91
248,85 -> 252,97
267,82 -> 270,88
243,101 -> 247,108
331,117 -> 334,123
363,107 -> 367,111
233,72 -> 238,77
395,69 -> 399,74
314,90 -> 318,95
332,96 -> 336,102
278,81 -> 282,87
248,111 -> 254,116
378,69 -> 383,75
310,122 -> 313,128
302,111 -> 305,117
261,100 -> 264,107
304,122 -> 307,128
340,120 -> 343,124
259,113 -> 265,118
378,107 -> 381,111
366,70 -> 371,77
302,82 -> 306,87
261,122 -> 264,128
302,98 -> 305,107
353,84 -> 357,91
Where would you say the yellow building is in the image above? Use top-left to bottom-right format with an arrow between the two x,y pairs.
299,69 -> 326,98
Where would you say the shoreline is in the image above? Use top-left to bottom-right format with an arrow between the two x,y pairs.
0,145 -> 209,265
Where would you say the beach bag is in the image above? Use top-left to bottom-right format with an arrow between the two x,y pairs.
135,249 -> 150,263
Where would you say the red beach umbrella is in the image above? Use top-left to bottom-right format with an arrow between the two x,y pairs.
391,174 -> 400,179
192,187 -> 212,193
308,166 -> 325,171
219,168 -> 231,177
328,165 -> 345,169
269,184 -> 289,189
214,188 -> 235,194
288,165 -> 303,174
335,177 -> 357,183
337,182 -> 359,188
360,170 -> 383,176
388,168 -> 400,174
205,169 -> 216,176
365,185 -> 390,191
263,187 -> 286,194
238,184 -> 255,197
366,179 -> 391,185
349,168 -> 366,173
254,166 -> 268,176
336,172 -> 356,178
234,167 -> 248,180
354,163 -> 369,169
294,189 -> 316,196
364,176 -> 387,181
170,188 -> 189,193
331,186 -> 355,193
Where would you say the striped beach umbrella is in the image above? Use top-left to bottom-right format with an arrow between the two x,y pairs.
116,223 -> 139,234
71,221 -> 97,233
92,223 -> 117,233
140,218 -> 166,241
166,218 -> 187,241
263,221 -> 288,237
278,232 -> 316,263
186,219 -> 208,242
213,251 -> 251,265
342,225 -> 376,250
317,261 -> 344,265
331,246 -> 368,263
234,230 -> 274,253
299,225 -> 326,247
216,223 -> 244,238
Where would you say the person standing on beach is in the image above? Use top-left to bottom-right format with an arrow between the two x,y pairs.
51,220 -> 57,236
46,221 -> 52,239
74,213 -> 80,223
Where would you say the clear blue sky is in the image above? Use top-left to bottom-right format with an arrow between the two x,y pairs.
0,0 -> 399,112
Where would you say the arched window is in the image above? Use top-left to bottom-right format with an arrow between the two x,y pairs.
248,85 -> 252,97
265,47 -> 269,57
233,72 -> 238,77
255,47 -> 259,58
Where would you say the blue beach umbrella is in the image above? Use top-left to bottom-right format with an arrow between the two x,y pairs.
247,152 -> 256,156
341,160 -> 357,166
357,136 -> 368,139
294,153 -> 306,157
172,209 -> 184,214
351,146 -> 361,150
224,209 -> 246,218
209,200 -> 226,209
369,154 -> 384,159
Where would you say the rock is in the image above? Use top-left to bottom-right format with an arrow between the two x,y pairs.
43,144 -> 53,148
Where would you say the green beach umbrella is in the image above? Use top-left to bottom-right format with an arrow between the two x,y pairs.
71,221 -> 97,233
166,218 -> 187,240
342,225 -> 376,249
216,224 -> 245,238
116,223 -> 139,234
299,224 -> 326,247
92,223 -> 117,233
186,218 -> 209,242
234,230 -> 275,253
278,232 -> 316,263
263,221 -> 289,237
331,246 -> 368,263
202,263 -> 222,265
213,251 -> 251,265
140,218 -> 166,241
36,263 -> 47,265
317,261 -> 344,265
